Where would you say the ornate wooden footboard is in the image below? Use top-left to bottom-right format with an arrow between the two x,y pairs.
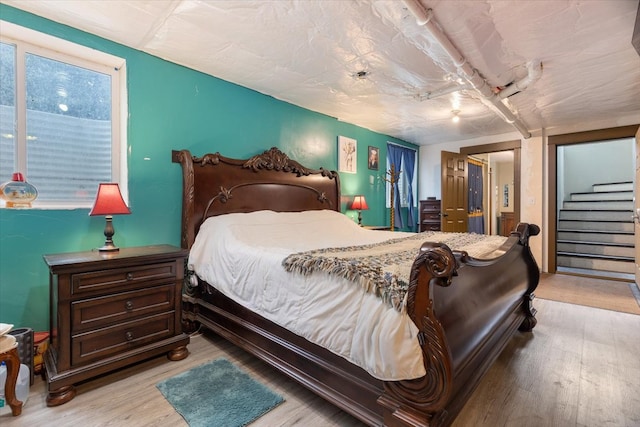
173,147 -> 539,426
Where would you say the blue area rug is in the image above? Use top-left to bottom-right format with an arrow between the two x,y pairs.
157,358 -> 285,427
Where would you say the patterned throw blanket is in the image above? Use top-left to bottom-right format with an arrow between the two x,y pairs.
282,232 -> 508,312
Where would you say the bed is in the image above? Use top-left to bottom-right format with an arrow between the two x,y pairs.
172,147 -> 540,427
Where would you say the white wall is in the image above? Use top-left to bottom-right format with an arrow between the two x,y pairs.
520,134 -> 544,270
559,138 -> 634,201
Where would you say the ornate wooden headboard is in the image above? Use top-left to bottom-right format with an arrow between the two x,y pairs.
172,147 -> 341,249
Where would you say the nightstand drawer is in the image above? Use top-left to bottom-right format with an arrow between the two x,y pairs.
422,223 -> 441,231
72,312 -> 175,366
71,262 -> 178,296
72,284 -> 175,332
421,206 -> 440,213
421,213 -> 440,221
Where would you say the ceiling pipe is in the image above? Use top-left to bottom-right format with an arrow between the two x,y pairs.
421,60 -> 542,101
416,82 -> 471,100
402,0 -> 532,138
498,59 -> 543,99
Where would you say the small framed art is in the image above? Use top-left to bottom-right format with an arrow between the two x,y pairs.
338,136 -> 357,174
368,146 -> 379,170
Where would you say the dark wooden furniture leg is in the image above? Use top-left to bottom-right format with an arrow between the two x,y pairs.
168,345 -> 189,361
0,347 -> 23,416
46,385 -> 77,407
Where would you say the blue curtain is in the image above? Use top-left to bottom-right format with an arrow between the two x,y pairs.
387,144 -> 404,229
468,160 -> 484,233
386,144 -> 417,231
403,147 -> 416,231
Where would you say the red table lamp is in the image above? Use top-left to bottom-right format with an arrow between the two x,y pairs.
351,195 -> 369,226
89,183 -> 131,251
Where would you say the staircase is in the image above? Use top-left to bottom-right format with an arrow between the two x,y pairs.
557,181 -> 635,278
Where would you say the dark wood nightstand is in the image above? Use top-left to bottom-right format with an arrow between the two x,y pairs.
419,199 -> 442,232
362,225 -> 391,231
43,244 -> 190,406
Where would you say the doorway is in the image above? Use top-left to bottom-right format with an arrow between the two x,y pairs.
548,125 -> 639,281
460,140 -> 521,236
471,151 -> 515,236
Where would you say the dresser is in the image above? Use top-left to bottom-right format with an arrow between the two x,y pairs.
500,212 -> 516,236
419,199 -> 442,232
43,245 -> 190,406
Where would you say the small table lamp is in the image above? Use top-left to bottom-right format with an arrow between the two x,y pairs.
351,195 -> 369,226
89,183 -> 131,252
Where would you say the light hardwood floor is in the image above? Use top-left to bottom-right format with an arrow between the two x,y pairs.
2,300 -> 639,426
536,272 -> 640,315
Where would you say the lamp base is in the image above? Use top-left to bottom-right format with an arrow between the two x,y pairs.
97,242 -> 120,252
97,215 -> 120,252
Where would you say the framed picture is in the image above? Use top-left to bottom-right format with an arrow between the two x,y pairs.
368,146 -> 379,170
503,184 -> 509,207
338,136 -> 357,174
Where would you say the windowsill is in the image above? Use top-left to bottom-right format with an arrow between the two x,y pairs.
0,203 -> 91,210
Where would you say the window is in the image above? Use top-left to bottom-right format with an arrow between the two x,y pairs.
0,21 -> 127,208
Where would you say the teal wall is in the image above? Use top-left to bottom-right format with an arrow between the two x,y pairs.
0,5 -> 417,331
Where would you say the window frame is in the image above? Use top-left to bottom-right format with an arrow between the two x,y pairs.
0,20 -> 128,209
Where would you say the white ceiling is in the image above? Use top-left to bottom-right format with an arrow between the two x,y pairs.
3,0 -> 640,146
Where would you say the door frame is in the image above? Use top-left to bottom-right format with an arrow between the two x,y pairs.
547,124 -> 639,273
461,139 -> 522,231
636,125 -> 640,288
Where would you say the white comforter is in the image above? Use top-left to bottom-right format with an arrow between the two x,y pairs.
189,209 -> 505,381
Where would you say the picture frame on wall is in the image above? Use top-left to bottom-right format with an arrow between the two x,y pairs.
368,146 -> 379,170
338,136 -> 357,174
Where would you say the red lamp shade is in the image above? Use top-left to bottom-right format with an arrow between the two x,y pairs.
352,195 -> 368,226
89,183 -> 131,216
89,183 -> 130,252
351,195 -> 369,211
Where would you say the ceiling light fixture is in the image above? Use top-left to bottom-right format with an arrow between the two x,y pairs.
353,70 -> 369,80
451,110 -> 460,123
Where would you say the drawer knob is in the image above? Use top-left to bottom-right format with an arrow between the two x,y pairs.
126,273 -> 134,281
125,300 -> 134,311
125,331 -> 134,341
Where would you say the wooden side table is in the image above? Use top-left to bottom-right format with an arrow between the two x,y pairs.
419,199 -> 442,232
0,346 -> 23,416
43,245 -> 190,406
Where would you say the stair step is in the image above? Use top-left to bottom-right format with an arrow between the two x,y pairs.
557,220 -> 633,232
557,254 -> 635,274
593,182 -> 633,193
556,241 -> 635,258
557,251 -> 634,261
557,239 -> 634,247
570,191 -> 633,202
562,200 -> 633,210
557,230 -> 634,244
556,266 -> 635,281
559,210 -> 633,221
